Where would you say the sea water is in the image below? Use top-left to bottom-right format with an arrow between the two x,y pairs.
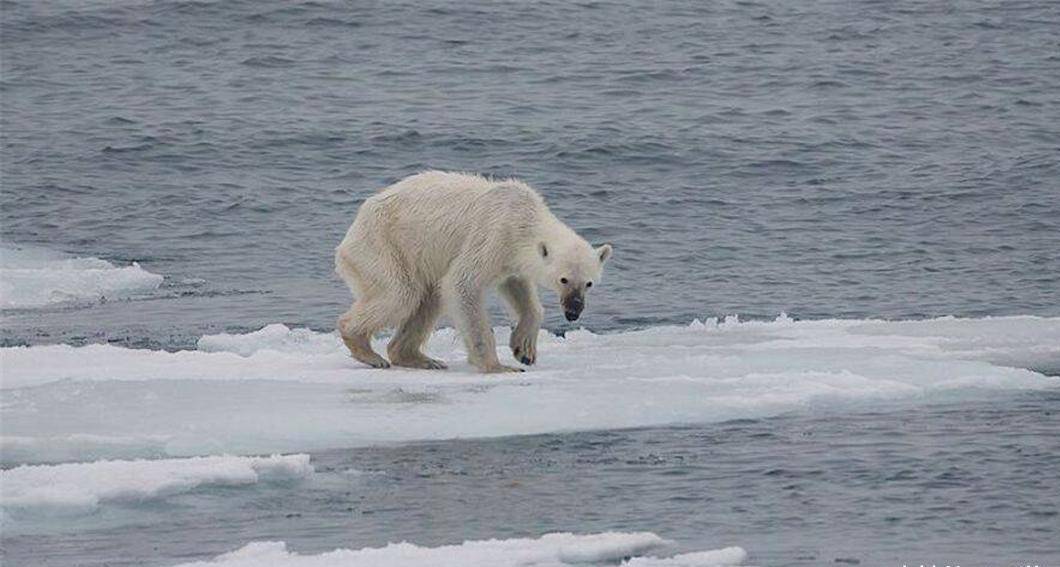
2,0 -> 1058,346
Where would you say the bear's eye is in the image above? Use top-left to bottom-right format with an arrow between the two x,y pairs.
586,281 -> 593,288
560,277 -> 568,285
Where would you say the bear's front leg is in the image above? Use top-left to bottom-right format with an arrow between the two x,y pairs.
499,276 -> 542,365
443,271 -> 524,374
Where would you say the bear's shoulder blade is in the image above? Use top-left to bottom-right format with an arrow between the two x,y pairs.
486,180 -> 544,206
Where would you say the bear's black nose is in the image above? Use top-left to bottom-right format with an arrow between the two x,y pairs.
563,296 -> 584,321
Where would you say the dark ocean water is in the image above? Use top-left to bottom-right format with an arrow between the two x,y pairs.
2,0 -> 1059,349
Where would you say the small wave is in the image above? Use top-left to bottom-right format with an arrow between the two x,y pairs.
810,79 -> 848,88
101,142 -> 155,154
241,55 -> 296,68
0,245 -> 164,309
614,69 -> 685,83
304,17 -> 362,27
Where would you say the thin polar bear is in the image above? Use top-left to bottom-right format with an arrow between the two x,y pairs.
335,171 -> 612,373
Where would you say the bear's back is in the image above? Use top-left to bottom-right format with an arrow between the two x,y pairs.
380,170 -> 497,200
353,171 -> 546,271
370,171 -> 544,223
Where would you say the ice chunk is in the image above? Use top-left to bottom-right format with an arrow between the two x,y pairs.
1,454 -> 311,516
197,323 -> 341,357
173,532 -> 744,567
0,245 -> 163,309
2,317 -> 1057,463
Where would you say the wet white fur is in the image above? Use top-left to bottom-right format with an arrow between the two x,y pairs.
335,171 -> 611,372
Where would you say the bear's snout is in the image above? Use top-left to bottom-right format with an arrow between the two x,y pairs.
563,294 -> 584,321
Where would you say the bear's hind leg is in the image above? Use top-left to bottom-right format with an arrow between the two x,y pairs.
388,287 -> 447,370
338,300 -> 392,369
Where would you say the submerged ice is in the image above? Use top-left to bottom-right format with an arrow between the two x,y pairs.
1,454 -> 311,515
2,315 -> 1057,464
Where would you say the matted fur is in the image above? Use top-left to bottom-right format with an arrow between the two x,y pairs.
335,171 -> 611,373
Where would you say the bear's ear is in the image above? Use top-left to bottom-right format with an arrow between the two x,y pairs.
539,243 -> 549,259
596,243 -> 613,264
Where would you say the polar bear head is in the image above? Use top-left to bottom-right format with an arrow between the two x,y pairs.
535,239 -> 612,322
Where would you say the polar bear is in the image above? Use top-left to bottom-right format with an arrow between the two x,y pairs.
335,171 -> 612,373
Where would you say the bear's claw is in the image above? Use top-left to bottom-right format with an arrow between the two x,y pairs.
512,343 -> 536,366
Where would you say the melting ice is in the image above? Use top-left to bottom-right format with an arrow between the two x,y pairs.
2,315 -> 1057,464
0,245 -> 163,309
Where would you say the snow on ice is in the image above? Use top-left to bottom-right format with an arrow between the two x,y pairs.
2,316 -> 1057,463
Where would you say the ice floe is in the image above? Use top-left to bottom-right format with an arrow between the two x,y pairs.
0,245 -> 163,309
172,532 -> 748,567
1,454 -> 311,515
1,316 -> 1057,463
